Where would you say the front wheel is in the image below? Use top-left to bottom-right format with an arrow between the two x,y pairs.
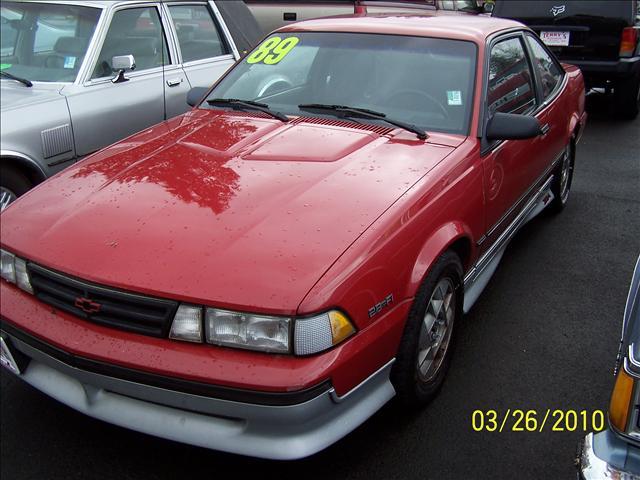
548,141 -> 575,214
391,250 -> 463,407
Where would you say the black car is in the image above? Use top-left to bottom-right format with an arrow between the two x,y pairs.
492,0 -> 640,119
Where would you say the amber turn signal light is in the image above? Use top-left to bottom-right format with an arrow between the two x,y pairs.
329,311 -> 356,345
609,367 -> 635,432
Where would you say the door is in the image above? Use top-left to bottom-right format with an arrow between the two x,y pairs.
165,3 -> 236,93
481,34 -> 541,246
66,4 -> 174,157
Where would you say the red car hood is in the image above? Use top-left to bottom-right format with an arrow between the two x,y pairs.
1,109 -> 460,314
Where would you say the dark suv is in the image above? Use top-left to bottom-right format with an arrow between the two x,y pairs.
492,0 -> 640,119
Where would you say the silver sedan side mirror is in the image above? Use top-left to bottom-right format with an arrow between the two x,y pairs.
112,55 -> 136,71
111,55 -> 136,84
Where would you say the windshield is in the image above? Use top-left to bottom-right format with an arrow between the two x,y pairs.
208,32 -> 477,135
0,2 -> 101,83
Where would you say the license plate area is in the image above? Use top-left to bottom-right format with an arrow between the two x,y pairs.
540,31 -> 570,47
0,334 -> 29,375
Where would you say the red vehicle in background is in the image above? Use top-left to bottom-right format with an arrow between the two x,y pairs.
0,13 -> 585,459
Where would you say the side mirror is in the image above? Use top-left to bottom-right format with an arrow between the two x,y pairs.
187,86 -> 209,107
112,55 -> 136,71
483,3 -> 494,14
486,112 -> 542,141
111,55 -> 136,84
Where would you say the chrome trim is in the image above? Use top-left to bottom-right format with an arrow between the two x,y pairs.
75,5 -> 110,85
208,0 -> 240,60
468,175 -> 553,283
463,175 -> 554,312
628,344 -> 640,371
0,150 -> 47,180
485,150 -> 563,239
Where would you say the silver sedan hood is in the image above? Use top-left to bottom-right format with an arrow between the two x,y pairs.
0,81 -> 65,112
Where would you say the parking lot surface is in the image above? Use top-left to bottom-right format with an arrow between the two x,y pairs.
1,97 -> 638,480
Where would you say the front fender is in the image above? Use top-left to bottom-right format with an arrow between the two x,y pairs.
406,221 -> 475,299
0,94 -> 75,179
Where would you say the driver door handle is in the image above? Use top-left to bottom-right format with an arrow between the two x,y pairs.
540,123 -> 550,135
167,78 -> 183,87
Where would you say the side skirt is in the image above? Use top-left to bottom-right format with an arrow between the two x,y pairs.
462,175 -> 555,313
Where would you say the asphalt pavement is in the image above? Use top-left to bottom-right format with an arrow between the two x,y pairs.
1,95 -> 639,480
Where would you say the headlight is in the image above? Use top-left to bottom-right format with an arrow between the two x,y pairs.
0,249 -> 33,294
205,308 -> 291,353
168,303 -> 356,355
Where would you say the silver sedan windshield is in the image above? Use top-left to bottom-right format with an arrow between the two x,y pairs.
1,2 -> 101,83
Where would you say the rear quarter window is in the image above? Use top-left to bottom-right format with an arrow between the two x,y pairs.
525,34 -> 563,99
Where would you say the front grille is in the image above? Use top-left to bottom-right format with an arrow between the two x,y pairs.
28,264 -> 179,337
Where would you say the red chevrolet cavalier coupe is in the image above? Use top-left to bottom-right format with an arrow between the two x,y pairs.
0,13 -> 585,459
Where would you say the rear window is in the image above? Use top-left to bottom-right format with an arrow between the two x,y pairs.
493,0 -> 636,21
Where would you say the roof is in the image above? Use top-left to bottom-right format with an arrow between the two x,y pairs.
278,13 -> 526,43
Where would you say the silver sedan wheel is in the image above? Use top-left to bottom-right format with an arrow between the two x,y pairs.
0,187 -> 17,212
417,277 -> 456,382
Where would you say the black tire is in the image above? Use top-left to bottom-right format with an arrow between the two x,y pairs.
391,250 -> 463,407
613,74 -> 640,120
548,140 -> 575,214
0,166 -> 32,210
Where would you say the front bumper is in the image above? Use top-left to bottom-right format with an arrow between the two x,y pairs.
1,326 -> 396,460
579,431 -> 640,480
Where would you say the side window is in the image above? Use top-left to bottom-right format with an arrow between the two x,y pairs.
92,7 -> 169,79
168,5 -> 229,63
525,34 -> 563,99
488,37 -> 536,115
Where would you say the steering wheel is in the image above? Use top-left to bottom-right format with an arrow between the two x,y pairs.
386,89 -> 449,119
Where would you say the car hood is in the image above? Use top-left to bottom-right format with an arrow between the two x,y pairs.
0,81 -> 64,111
0,109 -> 460,314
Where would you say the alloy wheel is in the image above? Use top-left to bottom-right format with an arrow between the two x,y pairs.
417,277 -> 456,382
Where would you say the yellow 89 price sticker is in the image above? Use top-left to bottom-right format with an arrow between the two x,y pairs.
246,36 -> 299,65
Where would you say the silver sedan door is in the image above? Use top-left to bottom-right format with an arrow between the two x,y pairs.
66,3 -> 175,157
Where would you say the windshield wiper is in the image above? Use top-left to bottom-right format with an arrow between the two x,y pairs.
206,98 -> 289,122
0,71 -> 33,87
298,103 -> 427,140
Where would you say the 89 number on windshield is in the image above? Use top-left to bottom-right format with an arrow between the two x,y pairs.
246,36 -> 300,65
